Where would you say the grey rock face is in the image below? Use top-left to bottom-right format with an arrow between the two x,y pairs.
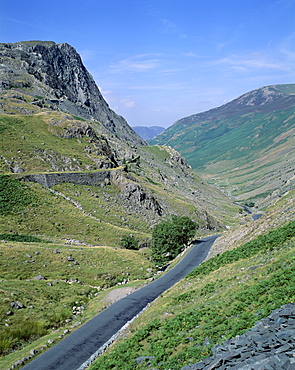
110,170 -> 164,216
0,41 -> 146,145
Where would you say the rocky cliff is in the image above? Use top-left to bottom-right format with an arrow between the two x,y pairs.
0,41 -> 145,145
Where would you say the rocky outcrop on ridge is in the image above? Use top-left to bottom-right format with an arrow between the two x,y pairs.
49,119 -> 119,168
0,41 -> 145,145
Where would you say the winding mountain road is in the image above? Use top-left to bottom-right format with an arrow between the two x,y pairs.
22,235 -> 219,370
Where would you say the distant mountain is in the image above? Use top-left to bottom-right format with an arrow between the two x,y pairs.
150,84 -> 295,207
132,126 -> 165,140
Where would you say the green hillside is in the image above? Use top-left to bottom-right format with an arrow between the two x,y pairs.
0,109 -> 239,244
150,84 -> 295,207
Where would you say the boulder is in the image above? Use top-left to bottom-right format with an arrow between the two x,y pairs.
33,274 -> 47,280
11,301 -> 25,309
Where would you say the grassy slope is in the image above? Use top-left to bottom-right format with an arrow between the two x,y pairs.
0,239 -> 155,368
0,176 -> 150,246
195,107 -> 295,205
0,100 -> 240,239
0,112 -> 105,174
89,192 -> 295,369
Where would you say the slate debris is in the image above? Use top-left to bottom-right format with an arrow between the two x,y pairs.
182,303 -> 295,370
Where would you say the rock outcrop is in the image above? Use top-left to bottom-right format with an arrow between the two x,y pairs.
49,119 -> 119,168
111,170 -> 164,216
0,41 -> 146,145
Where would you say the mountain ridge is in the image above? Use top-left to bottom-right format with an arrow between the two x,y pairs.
150,84 -> 295,144
150,84 -> 295,207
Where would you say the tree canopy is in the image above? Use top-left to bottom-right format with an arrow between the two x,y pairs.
151,215 -> 197,264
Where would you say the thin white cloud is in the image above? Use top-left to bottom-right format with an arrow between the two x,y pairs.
161,18 -> 178,34
125,85 -> 164,90
214,52 -> 292,72
216,42 -> 230,52
110,55 -> 161,73
279,32 -> 295,61
182,52 -> 204,58
79,49 -> 95,62
160,17 -> 187,38
121,99 -> 136,108
98,87 -> 112,95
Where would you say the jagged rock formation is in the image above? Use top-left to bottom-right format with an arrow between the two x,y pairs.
164,146 -> 192,173
49,119 -> 119,168
111,170 -> 164,216
0,41 -> 145,145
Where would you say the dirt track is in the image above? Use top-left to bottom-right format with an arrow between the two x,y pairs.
102,287 -> 136,303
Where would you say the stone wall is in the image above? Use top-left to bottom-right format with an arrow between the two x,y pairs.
22,169 -> 164,216
24,170 -> 115,188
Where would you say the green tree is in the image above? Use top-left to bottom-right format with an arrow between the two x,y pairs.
151,215 -> 197,264
120,235 -> 138,250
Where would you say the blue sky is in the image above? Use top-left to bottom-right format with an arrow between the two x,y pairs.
1,0 -> 295,127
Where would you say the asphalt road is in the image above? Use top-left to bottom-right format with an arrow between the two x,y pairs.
22,235 -> 218,370
233,202 -> 262,221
